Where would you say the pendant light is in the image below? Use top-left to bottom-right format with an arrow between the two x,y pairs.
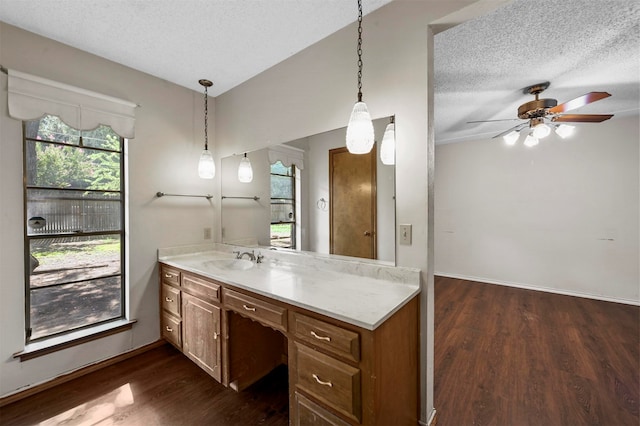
380,116 -> 395,165
238,153 -> 253,183
197,79 -> 215,179
345,0 -> 374,154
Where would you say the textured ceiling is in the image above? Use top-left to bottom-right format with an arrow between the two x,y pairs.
0,0 -> 392,96
434,0 -> 640,143
1,0 -> 638,143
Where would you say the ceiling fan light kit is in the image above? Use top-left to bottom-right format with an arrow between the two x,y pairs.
475,81 -> 614,148
555,124 -> 575,139
524,134 -> 539,147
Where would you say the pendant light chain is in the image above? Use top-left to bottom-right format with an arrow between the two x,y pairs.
356,0 -> 363,102
203,84 -> 209,150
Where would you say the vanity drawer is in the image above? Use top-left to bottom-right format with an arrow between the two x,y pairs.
161,265 -> 181,286
295,342 -> 361,423
294,392 -> 351,426
162,312 -> 182,348
293,313 -> 360,363
224,288 -> 287,332
161,284 -> 181,317
182,272 -> 220,303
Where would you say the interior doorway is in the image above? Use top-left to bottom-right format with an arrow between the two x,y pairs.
329,146 -> 377,259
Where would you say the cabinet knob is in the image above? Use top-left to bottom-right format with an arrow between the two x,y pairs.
310,331 -> 331,342
242,304 -> 257,312
364,231 -> 372,236
164,297 -> 173,302
312,374 -> 333,387
165,273 -> 173,278
213,332 -> 219,340
165,326 -> 173,332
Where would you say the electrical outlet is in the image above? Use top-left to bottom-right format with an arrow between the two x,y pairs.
204,227 -> 212,240
399,224 -> 412,245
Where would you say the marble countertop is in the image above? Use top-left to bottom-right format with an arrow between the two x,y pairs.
158,245 -> 421,330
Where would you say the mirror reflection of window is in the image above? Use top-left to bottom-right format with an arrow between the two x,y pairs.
270,161 -> 297,248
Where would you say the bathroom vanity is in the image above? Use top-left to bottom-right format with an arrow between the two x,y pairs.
158,245 -> 421,425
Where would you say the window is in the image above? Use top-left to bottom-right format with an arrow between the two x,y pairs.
24,115 -> 125,342
270,161 -> 296,248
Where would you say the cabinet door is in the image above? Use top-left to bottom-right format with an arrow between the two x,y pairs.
182,292 -> 222,382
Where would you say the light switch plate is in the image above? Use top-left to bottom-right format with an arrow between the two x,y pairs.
399,224 -> 412,245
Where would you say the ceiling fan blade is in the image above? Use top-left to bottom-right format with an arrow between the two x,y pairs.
548,92 -> 611,114
552,114 -> 614,123
467,119 -> 521,123
492,122 -> 528,139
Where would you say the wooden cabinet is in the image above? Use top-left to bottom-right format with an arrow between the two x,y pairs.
289,301 -> 419,425
159,266 -> 222,382
182,292 -> 222,382
159,262 -> 418,425
160,265 -> 182,350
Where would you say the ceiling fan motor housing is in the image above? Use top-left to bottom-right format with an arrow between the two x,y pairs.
517,98 -> 558,119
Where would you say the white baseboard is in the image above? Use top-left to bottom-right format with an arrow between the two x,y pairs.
434,272 -> 640,306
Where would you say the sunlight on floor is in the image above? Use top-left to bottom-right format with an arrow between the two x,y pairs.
39,383 -> 134,426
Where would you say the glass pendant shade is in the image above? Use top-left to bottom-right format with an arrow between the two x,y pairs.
555,124 -> 575,139
531,122 -> 551,139
503,130 -> 520,146
198,149 -> 215,179
380,122 -> 395,165
346,101 -> 375,154
524,134 -> 539,147
238,154 -> 253,183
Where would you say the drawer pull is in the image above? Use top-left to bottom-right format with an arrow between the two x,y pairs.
310,331 -> 331,342
164,297 -> 174,302
164,273 -> 174,278
242,304 -> 257,312
312,374 -> 333,387
165,326 -> 173,332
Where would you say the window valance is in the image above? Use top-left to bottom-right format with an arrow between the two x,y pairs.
268,145 -> 305,170
7,69 -> 137,138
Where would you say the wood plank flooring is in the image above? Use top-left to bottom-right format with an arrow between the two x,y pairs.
435,276 -> 639,426
0,344 -> 289,426
2,278 -> 637,425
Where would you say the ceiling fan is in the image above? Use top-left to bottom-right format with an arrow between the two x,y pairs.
468,82 -> 614,146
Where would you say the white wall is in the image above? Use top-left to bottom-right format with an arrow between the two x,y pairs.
214,1 -> 479,422
435,114 -> 640,304
0,22 -> 217,397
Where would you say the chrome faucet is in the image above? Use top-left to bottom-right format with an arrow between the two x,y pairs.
233,250 -> 256,261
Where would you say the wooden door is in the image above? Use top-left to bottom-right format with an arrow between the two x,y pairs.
182,293 -> 222,382
329,147 -> 377,259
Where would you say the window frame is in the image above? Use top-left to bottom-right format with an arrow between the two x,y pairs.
22,116 -> 126,343
270,161 -> 297,249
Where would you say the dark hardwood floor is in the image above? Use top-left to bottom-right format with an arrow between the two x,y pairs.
435,276 -> 639,426
0,344 -> 289,426
2,278 -> 638,425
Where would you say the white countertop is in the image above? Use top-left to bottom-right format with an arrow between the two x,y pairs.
158,247 -> 421,330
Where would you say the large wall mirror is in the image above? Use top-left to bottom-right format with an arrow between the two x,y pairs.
221,116 -> 396,264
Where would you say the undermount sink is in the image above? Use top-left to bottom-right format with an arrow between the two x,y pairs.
206,258 -> 254,271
